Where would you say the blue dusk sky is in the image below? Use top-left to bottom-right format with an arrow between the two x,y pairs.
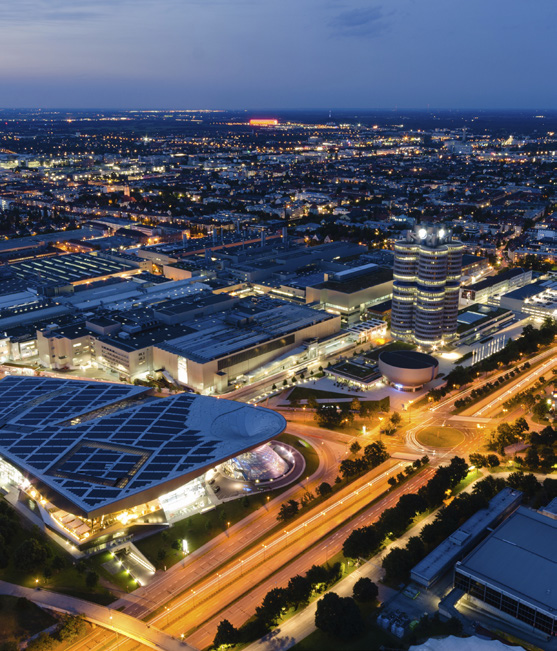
0,0 -> 555,109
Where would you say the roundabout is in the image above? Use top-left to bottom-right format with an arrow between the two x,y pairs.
416,425 -> 465,449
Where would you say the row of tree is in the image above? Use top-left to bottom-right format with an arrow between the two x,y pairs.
26,614 -> 86,651
428,318 -> 557,404
338,441 -> 390,478
382,471 -> 557,584
487,416 -> 529,454
277,441 -> 390,522
213,563 -> 342,647
342,457 -> 468,561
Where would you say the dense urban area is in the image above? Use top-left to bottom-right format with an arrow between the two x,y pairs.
0,108 -> 557,651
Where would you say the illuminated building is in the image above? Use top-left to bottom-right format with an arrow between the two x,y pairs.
249,119 -> 278,126
391,225 -> 463,347
0,376 -> 288,549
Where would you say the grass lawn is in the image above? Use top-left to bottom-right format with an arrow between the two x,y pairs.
288,387 -> 358,401
0,595 -> 57,645
135,433 -> 320,570
88,551 -> 138,595
417,426 -> 464,449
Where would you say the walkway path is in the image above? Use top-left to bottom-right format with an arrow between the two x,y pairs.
0,580 -> 195,651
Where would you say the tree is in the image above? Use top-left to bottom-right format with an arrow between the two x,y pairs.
525,446 -> 540,469
316,482 -> 332,498
486,454 -> 500,468
315,405 -> 343,429
58,616 -> 86,641
286,575 -> 312,609
26,633 -> 56,651
390,411 -> 402,427
213,619 -> 239,648
255,587 -> 288,625
277,499 -> 299,521
350,397 -> 361,414
349,441 -> 361,455
469,453 -> 487,468
52,556 -> 66,572
363,441 -> 388,467
305,564 -> 330,589
315,592 -> 364,639
353,577 -> 379,602
13,539 -> 51,572
343,525 -> 379,559
85,571 -> 99,589
307,396 -> 319,410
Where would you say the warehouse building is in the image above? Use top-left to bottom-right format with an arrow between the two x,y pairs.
305,264 -> 393,325
411,488 -> 522,588
460,268 -> 533,305
454,506 -> 557,636
155,297 -> 341,394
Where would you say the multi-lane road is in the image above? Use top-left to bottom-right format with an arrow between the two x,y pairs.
39,345 -> 557,651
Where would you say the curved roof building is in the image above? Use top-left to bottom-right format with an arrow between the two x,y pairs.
0,376 -> 286,546
378,349 -> 439,390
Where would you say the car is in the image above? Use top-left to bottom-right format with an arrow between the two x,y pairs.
208,478 -> 215,485
214,486 -> 221,493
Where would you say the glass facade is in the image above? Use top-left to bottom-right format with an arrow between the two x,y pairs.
455,570 -> 557,636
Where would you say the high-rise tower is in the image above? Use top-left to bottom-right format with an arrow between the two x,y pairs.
391,225 -> 463,347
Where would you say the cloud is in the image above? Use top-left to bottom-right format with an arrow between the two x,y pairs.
0,0 -> 155,24
0,0 -> 254,24
328,5 -> 391,38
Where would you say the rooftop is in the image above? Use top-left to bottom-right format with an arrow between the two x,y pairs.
412,488 -> 522,587
315,267 -> 393,294
0,376 -> 286,518
457,505 -> 557,616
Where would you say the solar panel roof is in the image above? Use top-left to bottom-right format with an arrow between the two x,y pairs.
0,376 -> 285,517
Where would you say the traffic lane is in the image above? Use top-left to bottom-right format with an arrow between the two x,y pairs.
147,463 -> 406,633
115,435 -> 341,616
185,469 -> 436,649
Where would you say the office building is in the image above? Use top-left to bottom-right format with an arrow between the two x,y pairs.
391,225 -> 464,347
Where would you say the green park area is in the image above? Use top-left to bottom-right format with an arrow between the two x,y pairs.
416,426 -> 464,449
0,498 -> 114,605
0,595 -> 57,648
135,433 -> 319,570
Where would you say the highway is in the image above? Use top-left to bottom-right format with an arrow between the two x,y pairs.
182,466 -> 436,649
35,344 -> 557,651
64,458 -> 412,651
111,434 -> 345,615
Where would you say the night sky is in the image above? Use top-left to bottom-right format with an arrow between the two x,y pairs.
1,0 -> 555,109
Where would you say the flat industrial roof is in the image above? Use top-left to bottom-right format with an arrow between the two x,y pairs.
412,488 -> 522,587
9,253 -> 136,286
0,376 -> 286,518
457,506 -> 557,616
470,267 -> 527,292
160,301 -> 336,363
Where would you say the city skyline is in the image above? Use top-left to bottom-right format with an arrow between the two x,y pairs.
1,0 -> 556,110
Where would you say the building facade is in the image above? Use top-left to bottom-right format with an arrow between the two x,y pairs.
391,225 -> 464,346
